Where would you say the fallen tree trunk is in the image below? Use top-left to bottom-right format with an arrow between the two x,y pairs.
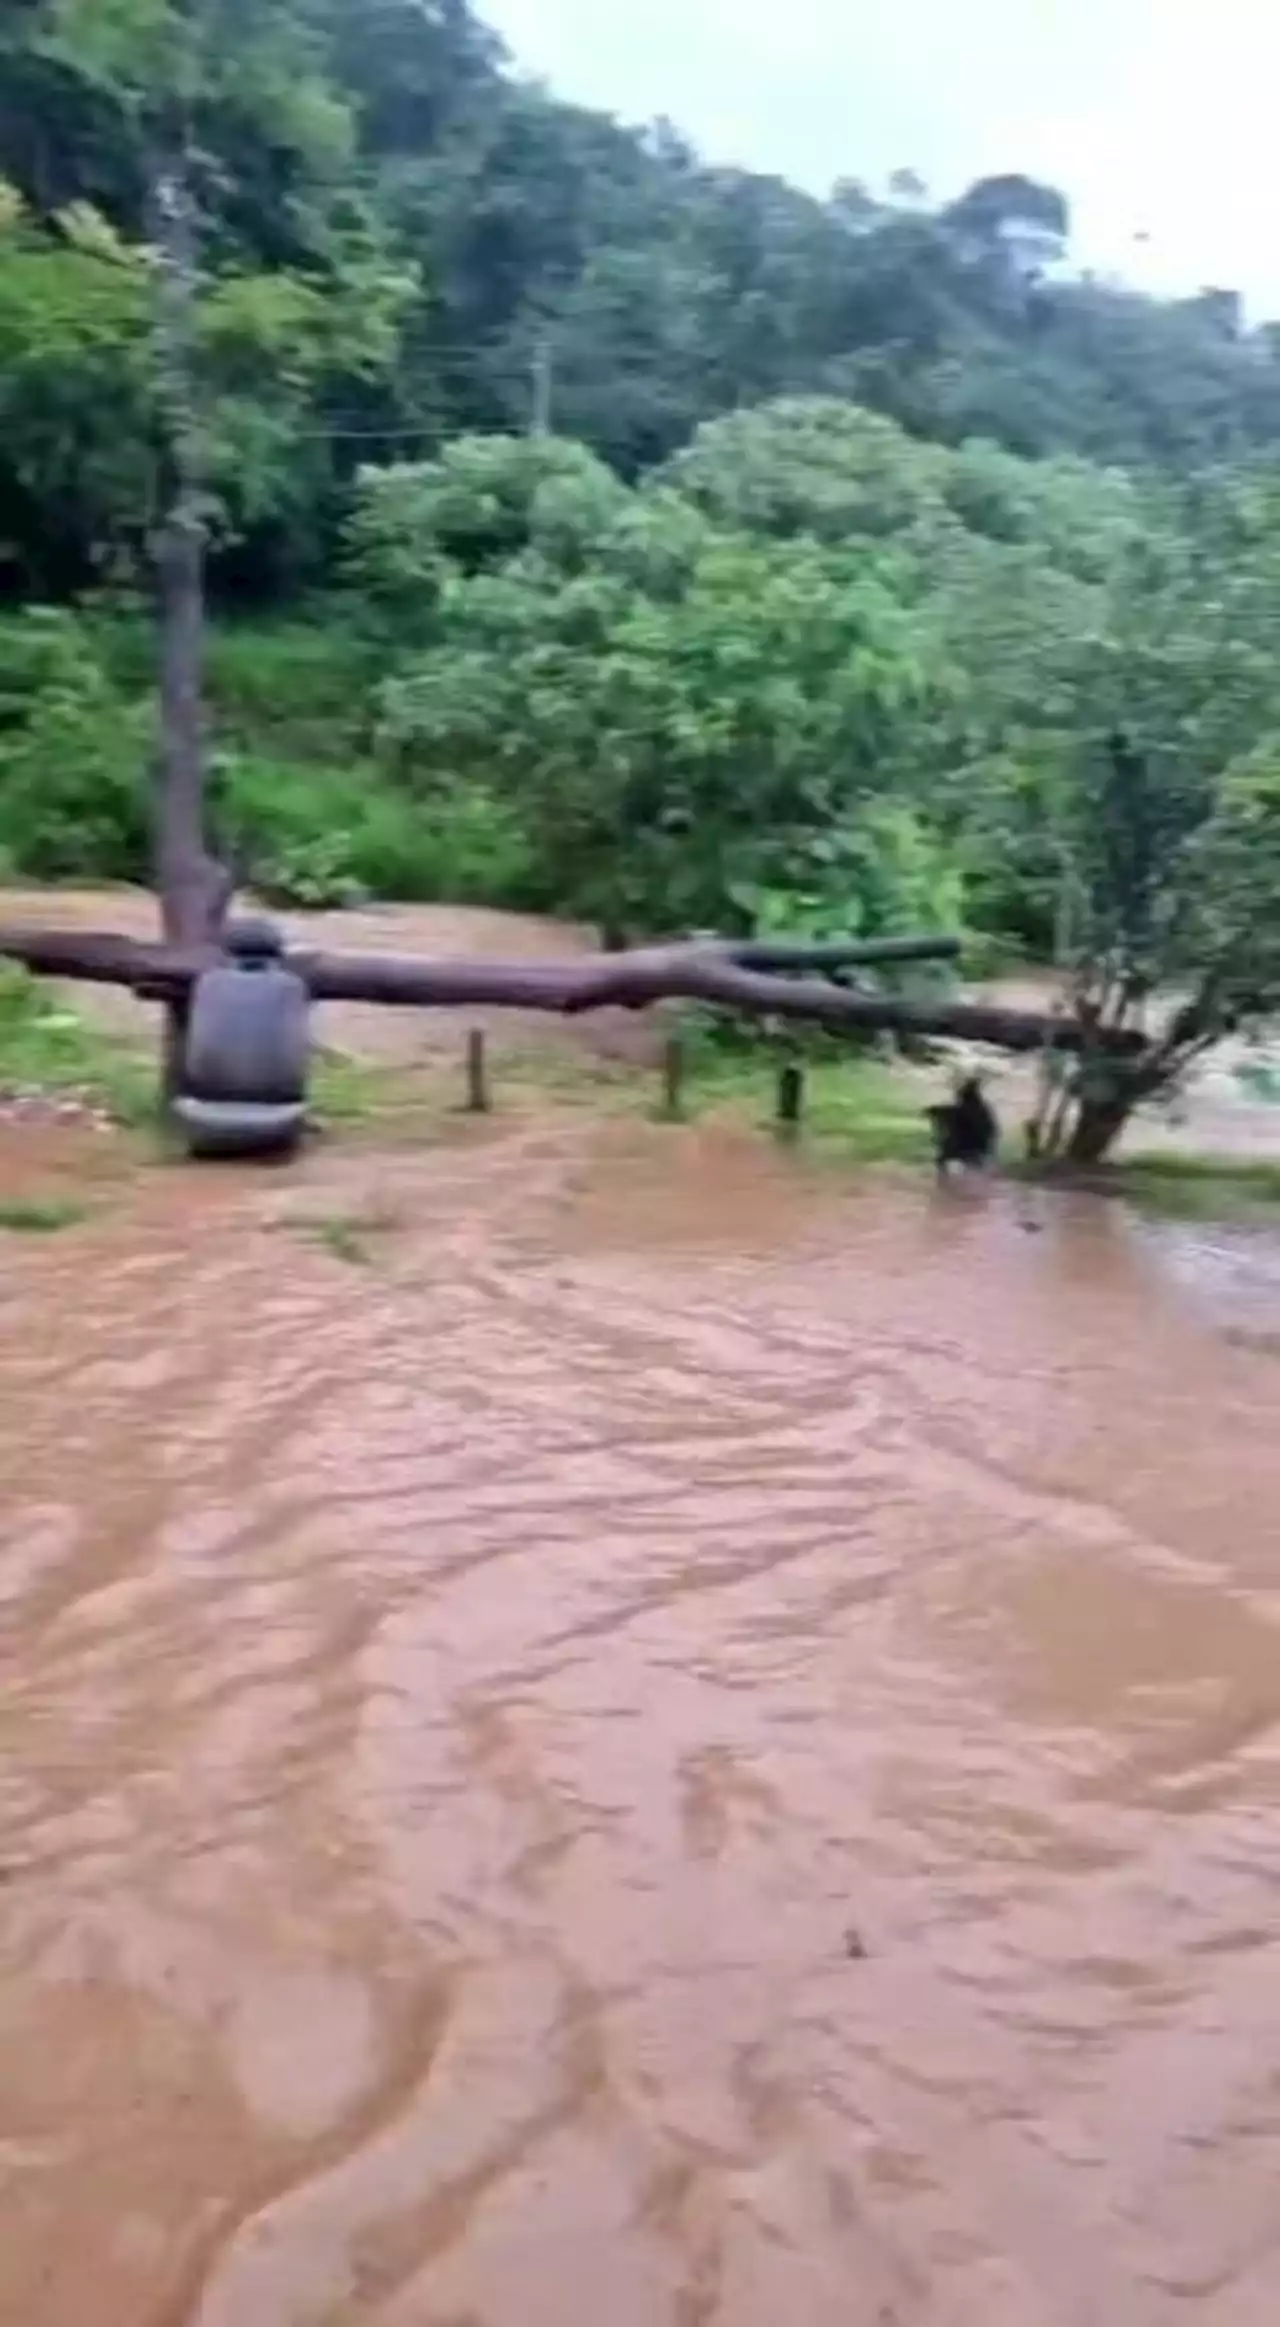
722,936 -> 961,972
0,924 -> 1147,1057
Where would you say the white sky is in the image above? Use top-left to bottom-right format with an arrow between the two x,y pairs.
481,0 -> 1278,314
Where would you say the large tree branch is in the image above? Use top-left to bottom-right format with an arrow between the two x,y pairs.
716,936 -> 962,973
0,925 -> 1148,1056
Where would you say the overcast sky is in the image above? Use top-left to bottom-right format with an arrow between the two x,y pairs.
481,0 -> 1275,313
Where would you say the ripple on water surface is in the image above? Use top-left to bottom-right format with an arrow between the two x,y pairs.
0,1118 -> 1278,2327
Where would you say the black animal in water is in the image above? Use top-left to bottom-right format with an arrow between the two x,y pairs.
926,1075 -> 999,1174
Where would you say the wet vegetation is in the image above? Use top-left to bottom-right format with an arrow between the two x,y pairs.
0,1192 -> 88,1233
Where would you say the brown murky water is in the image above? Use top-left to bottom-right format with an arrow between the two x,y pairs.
1,1112 -> 1278,2327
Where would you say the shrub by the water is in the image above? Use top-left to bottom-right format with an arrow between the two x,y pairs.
0,607 -> 541,913
0,610 -> 151,882
220,756 -> 541,910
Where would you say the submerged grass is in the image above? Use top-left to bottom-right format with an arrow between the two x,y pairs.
1115,1149 -> 1280,1220
0,965 -> 154,1125
279,1201 -> 404,1266
671,1045 -> 932,1165
0,1194 -> 88,1233
309,1049 -> 416,1125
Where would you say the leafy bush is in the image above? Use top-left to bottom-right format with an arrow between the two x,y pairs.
369,468 -> 941,937
742,805 -> 965,954
203,615 -> 385,762
0,596 -> 543,912
0,609 -> 151,880
220,754 -> 540,908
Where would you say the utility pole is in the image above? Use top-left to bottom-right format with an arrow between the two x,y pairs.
530,332 -> 553,438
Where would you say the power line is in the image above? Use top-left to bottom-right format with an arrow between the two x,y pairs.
293,413 -> 563,446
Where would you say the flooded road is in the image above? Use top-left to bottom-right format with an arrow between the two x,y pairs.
1,1115 -> 1278,2327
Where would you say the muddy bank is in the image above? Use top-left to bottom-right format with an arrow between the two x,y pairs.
1,1107 -> 1278,2326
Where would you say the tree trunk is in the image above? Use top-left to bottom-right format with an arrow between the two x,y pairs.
154,505 -> 227,1096
149,121 -> 234,1104
1064,1095 -> 1133,1166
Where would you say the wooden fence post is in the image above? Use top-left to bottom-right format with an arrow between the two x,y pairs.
465,1027 -> 491,1113
660,1033 -> 686,1121
775,1059 -> 805,1138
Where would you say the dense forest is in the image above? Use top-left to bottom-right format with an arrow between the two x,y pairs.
1,0 -> 1278,1131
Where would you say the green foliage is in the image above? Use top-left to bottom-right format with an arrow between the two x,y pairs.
1027,481 -> 1280,1030
669,1039 -> 933,1166
221,754 -> 538,908
201,616 -> 381,763
0,590 -> 543,909
0,179 -> 154,591
282,1202 -> 403,1265
362,433 -> 944,934
347,435 -> 626,608
0,1193 -> 89,1233
0,962 -> 153,1121
1116,1151 -> 1280,1218
744,806 -> 965,951
0,0 -> 410,591
654,400 -> 948,542
0,608 -> 151,878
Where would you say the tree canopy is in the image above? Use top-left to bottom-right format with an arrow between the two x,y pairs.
6,0 -> 1280,594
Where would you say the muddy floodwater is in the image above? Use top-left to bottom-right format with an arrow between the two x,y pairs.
1,1112 -> 1278,2327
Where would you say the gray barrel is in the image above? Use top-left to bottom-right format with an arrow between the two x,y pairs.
173,1095 -> 306,1159
175,919 -> 311,1158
